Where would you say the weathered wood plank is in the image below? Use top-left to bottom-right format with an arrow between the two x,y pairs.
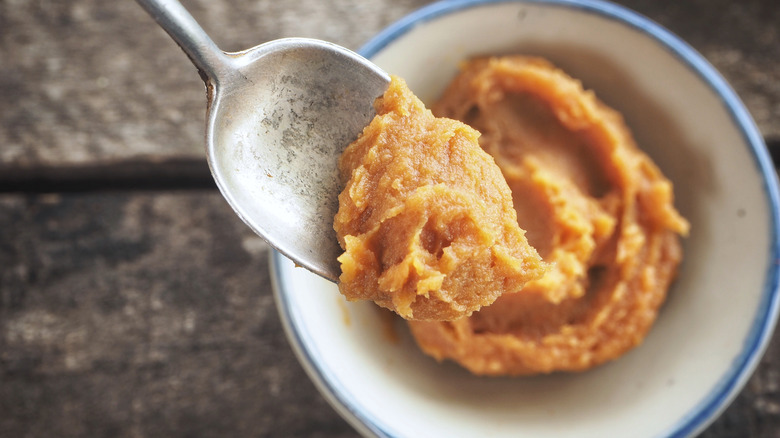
0,0 -> 777,167
0,192 -> 356,437
0,187 -> 778,436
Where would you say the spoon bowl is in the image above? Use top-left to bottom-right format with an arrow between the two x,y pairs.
137,0 -> 390,281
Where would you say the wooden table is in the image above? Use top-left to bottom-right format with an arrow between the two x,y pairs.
1,1 -> 778,436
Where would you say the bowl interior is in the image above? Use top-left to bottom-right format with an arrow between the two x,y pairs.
272,1 -> 780,437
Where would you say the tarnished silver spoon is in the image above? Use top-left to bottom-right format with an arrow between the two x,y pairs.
136,0 -> 390,281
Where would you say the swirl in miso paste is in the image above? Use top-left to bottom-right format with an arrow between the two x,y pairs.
409,56 -> 689,375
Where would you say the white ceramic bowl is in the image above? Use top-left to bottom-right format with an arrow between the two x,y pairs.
271,1 -> 780,436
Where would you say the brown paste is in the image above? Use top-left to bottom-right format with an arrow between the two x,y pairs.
334,76 -> 547,321
408,56 -> 690,375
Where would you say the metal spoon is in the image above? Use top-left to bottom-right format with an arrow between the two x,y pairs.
136,0 -> 390,282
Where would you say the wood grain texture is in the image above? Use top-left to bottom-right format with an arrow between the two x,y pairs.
0,193 -> 355,437
0,0 -> 431,166
1,191 -> 779,437
0,0 -> 777,166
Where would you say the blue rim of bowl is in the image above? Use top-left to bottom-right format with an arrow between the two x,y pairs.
272,0 -> 780,437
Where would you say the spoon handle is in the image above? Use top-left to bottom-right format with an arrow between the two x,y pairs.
135,0 -> 234,82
